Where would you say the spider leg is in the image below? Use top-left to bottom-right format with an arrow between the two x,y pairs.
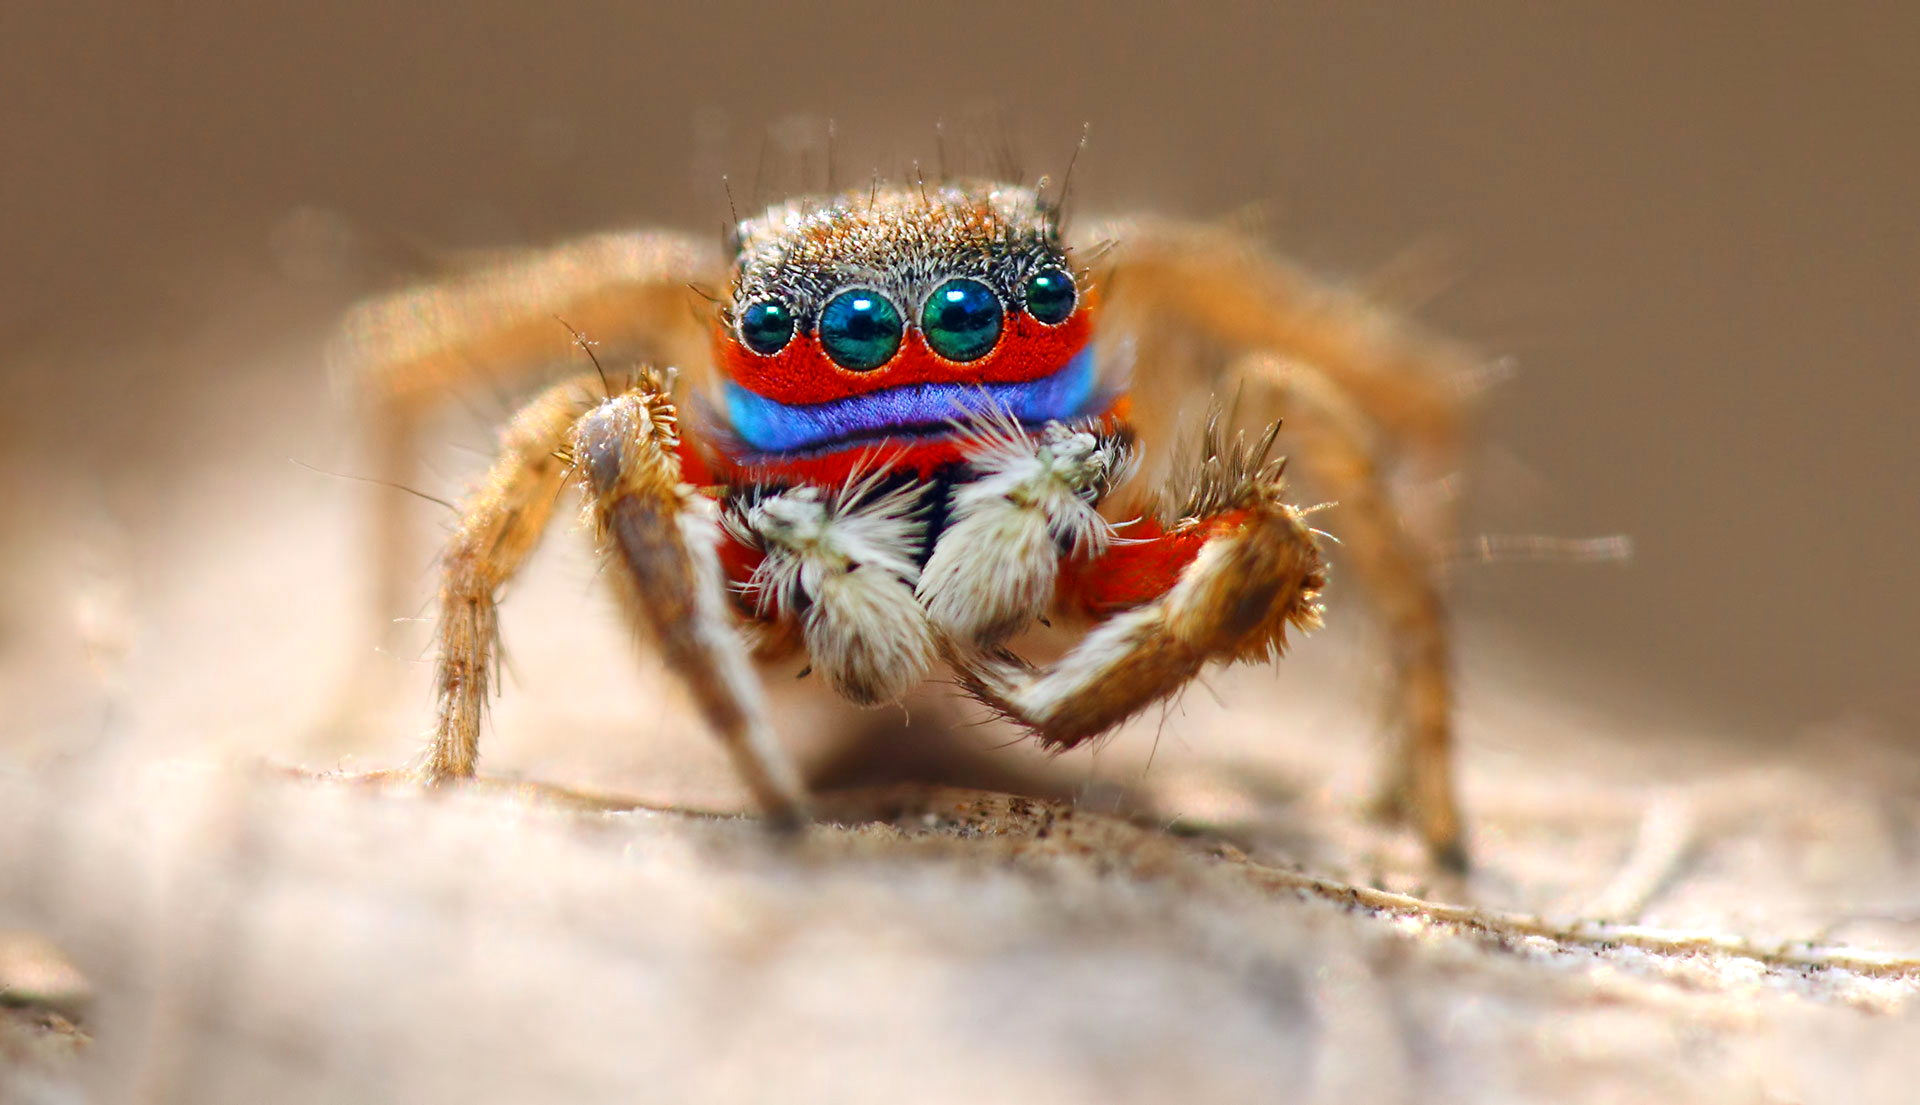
423,371 -> 806,824
569,384 -> 808,824
1084,222 -> 1476,869
426,377 -> 595,779
958,459 -> 1326,759
1252,354 -> 1462,867
332,231 -> 722,658
1079,219 -> 1476,476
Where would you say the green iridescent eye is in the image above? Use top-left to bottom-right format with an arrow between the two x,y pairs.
1024,266 -> 1076,325
737,299 -> 794,355
920,278 -> 1003,362
818,288 -> 902,371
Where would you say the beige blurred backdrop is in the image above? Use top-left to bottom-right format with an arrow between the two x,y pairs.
2,0 -> 1914,746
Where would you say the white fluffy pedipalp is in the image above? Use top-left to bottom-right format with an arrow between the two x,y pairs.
917,416 -> 1136,645
729,479 -> 936,705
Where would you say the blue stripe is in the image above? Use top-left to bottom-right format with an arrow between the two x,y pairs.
723,344 -> 1102,453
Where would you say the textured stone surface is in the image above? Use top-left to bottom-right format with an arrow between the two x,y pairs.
2,737 -> 1918,1104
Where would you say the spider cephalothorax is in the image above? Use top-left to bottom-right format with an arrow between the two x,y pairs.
708,184 -> 1102,484
343,175 -> 1477,868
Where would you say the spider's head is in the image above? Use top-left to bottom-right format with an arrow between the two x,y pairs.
710,182 -> 1102,462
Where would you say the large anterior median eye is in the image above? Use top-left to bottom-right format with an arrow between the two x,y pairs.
1024,266 -> 1076,325
818,288 -> 903,371
920,278 -> 1003,362
737,299 -> 795,355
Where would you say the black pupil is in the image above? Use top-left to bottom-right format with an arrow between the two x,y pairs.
740,300 -> 794,354
1025,267 -> 1075,325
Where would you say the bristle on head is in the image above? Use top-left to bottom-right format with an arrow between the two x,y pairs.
727,182 -> 1066,325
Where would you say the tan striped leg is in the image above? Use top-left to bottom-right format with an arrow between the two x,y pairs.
335,230 -> 721,663
421,370 -> 806,825
1079,218 -> 1478,472
424,377 -> 600,779
1253,355 -> 1464,870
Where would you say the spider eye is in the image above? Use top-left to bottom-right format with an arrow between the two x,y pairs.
1024,266 -> 1076,325
738,299 -> 795,355
818,288 -> 902,371
920,278 -> 1003,362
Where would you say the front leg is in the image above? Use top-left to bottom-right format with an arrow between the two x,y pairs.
1089,223 -> 1478,869
571,387 -> 809,825
422,370 -> 807,825
962,444 -> 1326,748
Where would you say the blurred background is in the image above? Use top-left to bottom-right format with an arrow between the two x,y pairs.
2,1 -> 1915,757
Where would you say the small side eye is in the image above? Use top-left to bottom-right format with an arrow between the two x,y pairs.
738,299 -> 795,355
921,278 -> 1003,362
1024,266 -> 1076,325
818,288 -> 903,371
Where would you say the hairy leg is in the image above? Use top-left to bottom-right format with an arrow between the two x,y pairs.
421,370 -> 807,825
962,435 -> 1326,752
334,231 -> 722,657
570,383 -> 808,824
1084,222 -> 1476,868
426,377 -> 601,779
1078,218 -> 1478,472
1252,354 -> 1463,868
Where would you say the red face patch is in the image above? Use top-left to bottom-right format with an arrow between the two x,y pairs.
713,291 -> 1098,406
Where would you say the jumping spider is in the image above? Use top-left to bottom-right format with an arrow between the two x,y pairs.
339,179 -> 1477,868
